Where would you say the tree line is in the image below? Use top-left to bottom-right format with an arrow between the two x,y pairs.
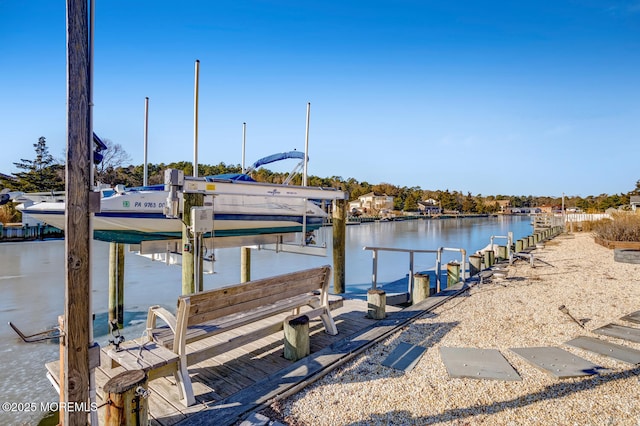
2,137 -> 639,222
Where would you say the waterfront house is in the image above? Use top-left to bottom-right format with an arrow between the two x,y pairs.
631,196 -> 640,212
348,192 -> 394,215
495,199 -> 511,214
417,199 -> 441,215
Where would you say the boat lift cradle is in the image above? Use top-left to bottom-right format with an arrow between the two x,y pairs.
130,169 -> 348,262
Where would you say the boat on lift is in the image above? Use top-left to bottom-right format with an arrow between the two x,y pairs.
16,152 -> 344,244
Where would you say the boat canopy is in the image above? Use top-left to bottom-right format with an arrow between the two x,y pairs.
246,151 -> 306,174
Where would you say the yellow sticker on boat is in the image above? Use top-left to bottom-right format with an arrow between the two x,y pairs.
206,184 -> 216,191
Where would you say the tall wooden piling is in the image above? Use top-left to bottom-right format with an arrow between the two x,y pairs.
108,242 -> 125,328
240,247 -> 251,283
332,199 -> 346,294
65,1 -> 92,423
182,193 -> 204,294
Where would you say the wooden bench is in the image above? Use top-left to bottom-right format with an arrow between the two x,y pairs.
106,265 -> 340,406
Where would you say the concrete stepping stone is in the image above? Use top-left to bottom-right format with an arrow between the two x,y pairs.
620,311 -> 640,325
593,323 -> 640,343
565,336 -> 640,365
381,342 -> 427,372
510,347 -> 602,378
439,347 -> 521,381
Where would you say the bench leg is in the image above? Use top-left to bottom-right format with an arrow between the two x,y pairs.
175,358 -> 195,406
320,311 -> 338,336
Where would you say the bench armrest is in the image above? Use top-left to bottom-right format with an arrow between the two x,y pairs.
146,305 -> 177,342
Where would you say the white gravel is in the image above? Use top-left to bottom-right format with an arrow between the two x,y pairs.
268,232 -> 640,425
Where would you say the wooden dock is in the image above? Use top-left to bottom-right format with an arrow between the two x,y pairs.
46,285 -> 469,425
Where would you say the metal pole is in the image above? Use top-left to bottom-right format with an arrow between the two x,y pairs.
242,122 -> 246,173
143,97 -> 149,186
371,249 -> 378,290
193,59 -> 200,177
303,102 -> 310,186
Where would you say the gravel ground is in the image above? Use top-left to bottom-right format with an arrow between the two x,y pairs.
263,232 -> 640,425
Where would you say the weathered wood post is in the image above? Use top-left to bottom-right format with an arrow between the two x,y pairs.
283,315 -> 310,361
496,245 -> 507,261
182,193 -> 204,294
412,272 -> 431,302
469,254 -> 483,276
367,289 -> 386,319
483,249 -> 495,267
446,261 -> 460,287
240,247 -> 251,283
332,198 -> 346,294
103,370 -> 148,426
108,242 -> 125,328
65,1 -> 92,423
516,239 -> 524,252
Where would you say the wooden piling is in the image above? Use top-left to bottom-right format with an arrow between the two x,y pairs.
496,245 -> 508,261
516,239 -> 524,252
240,247 -> 251,283
108,242 -> 125,328
469,254 -> 483,276
447,262 -> 460,287
483,250 -> 494,268
367,289 -> 386,319
332,199 -> 346,294
412,273 -> 431,303
65,1 -> 92,423
103,370 -> 148,426
283,315 -> 310,361
182,193 -> 204,295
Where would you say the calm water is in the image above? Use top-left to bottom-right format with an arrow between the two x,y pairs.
0,215 -> 532,425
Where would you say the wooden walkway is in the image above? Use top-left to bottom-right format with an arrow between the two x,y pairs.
47,285 -> 469,425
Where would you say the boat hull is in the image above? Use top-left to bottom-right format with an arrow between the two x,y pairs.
18,190 -> 327,244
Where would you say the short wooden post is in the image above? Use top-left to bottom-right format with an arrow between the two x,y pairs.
483,250 -> 494,268
108,242 -> 125,328
332,199 -> 346,294
104,370 -> 148,426
412,273 -> 431,303
469,254 -> 483,276
283,315 -> 310,361
516,239 -> 524,252
446,261 -> 460,287
367,289 -> 386,319
240,246 -> 251,283
496,245 -> 508,261
528,235 -> 535,247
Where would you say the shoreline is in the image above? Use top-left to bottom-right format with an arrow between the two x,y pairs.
264,232 -> 640,425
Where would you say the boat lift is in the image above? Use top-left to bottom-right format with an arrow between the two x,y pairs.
130,169 -> 347,266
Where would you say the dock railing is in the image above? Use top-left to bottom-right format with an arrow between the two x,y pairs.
363,246 -> 467,300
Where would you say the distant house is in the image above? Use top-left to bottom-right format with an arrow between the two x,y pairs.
417,199 -> 441,215
631,196 -> 640,212
349,192 -> 394,215
494,200 -> 511,214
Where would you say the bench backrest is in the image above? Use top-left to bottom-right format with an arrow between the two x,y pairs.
178,265 -> 332,327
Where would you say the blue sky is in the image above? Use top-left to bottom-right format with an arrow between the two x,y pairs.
1,1 -> 639,197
